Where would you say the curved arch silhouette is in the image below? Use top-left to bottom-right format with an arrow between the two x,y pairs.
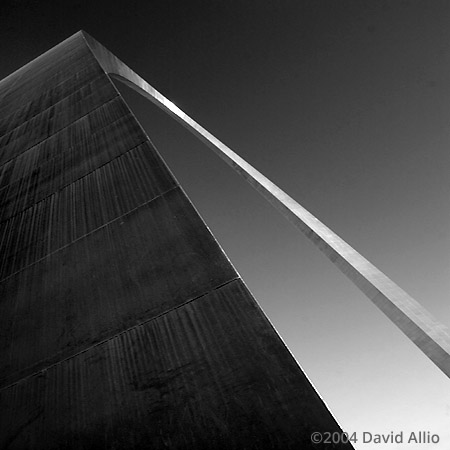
81,30 -> 450,379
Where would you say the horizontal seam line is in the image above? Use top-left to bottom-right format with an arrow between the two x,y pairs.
0,276 -> 241,392
0,73 -> 109,140
0,111 -> 144,198
0,42 -> 94,95
0,136 -> 152,271
0,54 -> 101,116
0,184 -> 180,284
0,93 -> 120,170
0,134 -> 149,227
0,50 -> 100,113
0,55 -> 97,106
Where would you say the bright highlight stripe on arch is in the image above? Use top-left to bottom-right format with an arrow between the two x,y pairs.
81,30 -> 450,379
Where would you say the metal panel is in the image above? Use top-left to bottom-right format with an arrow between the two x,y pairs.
0,34 -> 96,112
0,96 -> 129,168
0,77 -> 117,163
0,60 -> 104,136
0,113 -> 147,220
0,142 -> 177,277
0,280 -> 351,450
0,187 -> 239,387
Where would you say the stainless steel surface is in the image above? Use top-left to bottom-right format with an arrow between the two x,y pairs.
1,31 -> 354,449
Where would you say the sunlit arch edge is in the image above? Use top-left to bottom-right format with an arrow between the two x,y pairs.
81,30 -> 450,379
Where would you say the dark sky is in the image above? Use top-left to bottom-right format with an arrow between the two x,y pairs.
1,1 -> 450,448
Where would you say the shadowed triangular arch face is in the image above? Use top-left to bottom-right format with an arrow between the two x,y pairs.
0,31 -> 354,448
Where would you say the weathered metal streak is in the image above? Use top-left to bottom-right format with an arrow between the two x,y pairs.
83,32 -> 450,378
